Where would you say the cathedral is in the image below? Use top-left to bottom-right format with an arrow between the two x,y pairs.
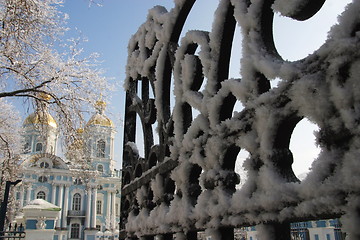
12,100 -> 121,240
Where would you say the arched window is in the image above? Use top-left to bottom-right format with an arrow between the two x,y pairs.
96,139 -> 105,158
96,200 -> 102,214
72,193 -> 81,211
35,142 -> 43,152
97,164 -> 104,173
38,176 -> 48,183
70,223 -> 80,239
36,191 -> 46,200
115,203 -> 119,216
23,142 -> 30,153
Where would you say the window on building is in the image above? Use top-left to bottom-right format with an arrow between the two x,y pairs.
96,225 -> 101,231
74,178 -> 82,185
38,176 -> 48,183
23,142 -> 30,153
36,191 -> 46,200
16,192 -> 20,200
40,161 -> 49,168
115,203 -> 119,216
314,234 -> 319,240
72,193 -> 81,211
35,142 -> 43,152
96,200 -> 102,214
70,223 -> 80,239
97,164 -> 104,173
316,220 -> 326,227
96,139 -> 106,158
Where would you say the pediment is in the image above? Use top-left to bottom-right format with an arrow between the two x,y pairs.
21,153 -> 69,170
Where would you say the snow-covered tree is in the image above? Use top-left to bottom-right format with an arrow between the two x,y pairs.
0,0 -> 109,184
0,99 -> 20,183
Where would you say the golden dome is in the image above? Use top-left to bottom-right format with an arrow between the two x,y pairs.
86,113 -> 114,127
76,128 -> 84,134
86,99 -> 114,127
38,93 -> 52,101
96,100 -> 106,108
23,112 -> 57,128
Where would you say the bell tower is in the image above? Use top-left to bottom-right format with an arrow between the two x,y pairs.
22,95 -> 58,155
84,100 -> 116,176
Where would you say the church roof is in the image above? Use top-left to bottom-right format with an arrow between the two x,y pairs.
86,100 -> 114,127
23,199 -> 61,211
23,112 -> 57,128
86,113 -> 114,127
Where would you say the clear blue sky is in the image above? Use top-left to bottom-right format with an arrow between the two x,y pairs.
61,0 -> 219,169
61,0 -> 351,174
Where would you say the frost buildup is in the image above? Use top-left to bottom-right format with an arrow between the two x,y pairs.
121,0 -> 360,239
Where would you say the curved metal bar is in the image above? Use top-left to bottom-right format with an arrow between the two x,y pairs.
120,0 -> 360,239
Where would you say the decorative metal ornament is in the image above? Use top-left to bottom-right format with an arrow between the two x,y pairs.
121,0 -> 360,239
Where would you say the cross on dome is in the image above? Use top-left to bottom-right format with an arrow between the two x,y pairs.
95,100 -> 106,114
86,99 -> 114,128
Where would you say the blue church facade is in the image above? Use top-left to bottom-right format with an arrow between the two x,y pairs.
12,100 -> 121,240
246,219 -> 345,240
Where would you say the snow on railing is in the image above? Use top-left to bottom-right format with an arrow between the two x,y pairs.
121,0 -> 360,239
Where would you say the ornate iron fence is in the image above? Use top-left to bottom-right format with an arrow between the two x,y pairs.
0,224 -> 25,240
120,0 -> 360,239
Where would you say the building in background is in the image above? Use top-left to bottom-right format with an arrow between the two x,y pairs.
246,219 -> 345,240
12,100 -> 121,240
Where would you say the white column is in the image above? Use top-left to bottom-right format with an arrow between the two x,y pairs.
111,192 -> 116,229
57,232 -> 63,240
85,187 -> 92,229
111,137 -> 114,160
19,186 -> 24,207
51,184 -> 57,205
91,187 -> 97,229
56,185 -> 64,228
62,185 -> 70,228
106,191 -> 111,220
26,186 -> 31,205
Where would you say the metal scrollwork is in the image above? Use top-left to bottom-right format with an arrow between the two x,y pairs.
121,0 -> 360,239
